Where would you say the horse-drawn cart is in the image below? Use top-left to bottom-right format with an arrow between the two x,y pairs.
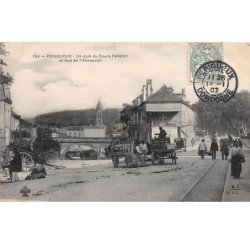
151,139 -> 177,165
20,150 -> 58,171
1,149 -> 37,173
110,139 -> 132,167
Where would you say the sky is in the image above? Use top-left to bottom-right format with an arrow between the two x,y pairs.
3,42 -> 250,118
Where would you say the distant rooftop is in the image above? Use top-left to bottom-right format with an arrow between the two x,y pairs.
132,80 -> 187,107
147,84 -> 183,103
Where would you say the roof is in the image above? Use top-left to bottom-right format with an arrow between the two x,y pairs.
11,111 -> 21,119
147,85 -> 183,102
134,84 -> 195,111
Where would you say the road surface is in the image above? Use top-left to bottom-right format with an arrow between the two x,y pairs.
1,149 -> 247,201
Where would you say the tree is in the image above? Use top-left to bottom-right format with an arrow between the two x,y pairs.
120,103 -> 133,132
33,126 -> 61,164
0,43 -> 13,86
120,103 -> 134,138
10,130 -> 32,152
192,90 -> 250,137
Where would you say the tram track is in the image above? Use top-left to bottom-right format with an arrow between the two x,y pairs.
180,159 -> 229,202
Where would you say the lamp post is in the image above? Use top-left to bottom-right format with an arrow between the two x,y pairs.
203,106 -> 206,138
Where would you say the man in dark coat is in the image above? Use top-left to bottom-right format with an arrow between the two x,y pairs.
159,127 -> 167,140
238,139 -> 242,149
210,139 -> 219,160
220,140 -> 229,160
9,147 -> 22,182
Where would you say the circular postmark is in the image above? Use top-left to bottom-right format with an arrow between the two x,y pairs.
193,60 -> 238,103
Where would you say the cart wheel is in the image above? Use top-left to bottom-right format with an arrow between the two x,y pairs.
112,156 -> 119,167
151,152 -> 155,165
20,152 -> 35,171
45,151 -> 58,164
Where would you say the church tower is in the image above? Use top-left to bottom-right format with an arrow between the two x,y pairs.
96,100 -> 103,127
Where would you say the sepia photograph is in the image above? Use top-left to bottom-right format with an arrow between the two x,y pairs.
1,42 -> 249,201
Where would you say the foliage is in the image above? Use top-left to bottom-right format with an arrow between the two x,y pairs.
0,42 -> 8,56
192,90 -> 250,136
12,129 -> 31,139
120,103 -> 132,127
11,130 -> 32,151
33,127 -> 61,163
0,43 -> 12,86
34,108 -> 120,135
120,103 -> 133,136
0,72 -> 13,85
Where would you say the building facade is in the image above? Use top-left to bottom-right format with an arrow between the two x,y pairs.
10,111 -> 21,131
0,84 -> 22,164
0,84 -> 12,163
65,125 -> 106,138
130,79 -> 196,147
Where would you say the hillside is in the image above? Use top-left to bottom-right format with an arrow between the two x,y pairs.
34,108 -> 121,135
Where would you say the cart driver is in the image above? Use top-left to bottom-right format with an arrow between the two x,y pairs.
159,127 -> 167,140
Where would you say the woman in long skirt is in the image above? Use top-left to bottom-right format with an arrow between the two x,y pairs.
229,140 -> 242,179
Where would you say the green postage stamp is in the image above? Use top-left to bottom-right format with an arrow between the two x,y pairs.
188,42 -> 223,83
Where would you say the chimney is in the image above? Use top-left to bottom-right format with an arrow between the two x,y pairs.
142,85 -> 146,102
150,80 -> 153,95
146,79 -> 153,99
181,88 -> 186,101
137,96 -> 141,105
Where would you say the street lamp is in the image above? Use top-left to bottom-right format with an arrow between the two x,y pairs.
203,106 -> 206,138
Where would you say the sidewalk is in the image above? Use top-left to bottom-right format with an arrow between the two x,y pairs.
222,148 -> 250,201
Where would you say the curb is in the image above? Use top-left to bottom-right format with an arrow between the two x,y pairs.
221,160 -> 230,202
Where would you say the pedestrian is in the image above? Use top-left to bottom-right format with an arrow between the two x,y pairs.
139,140 -> 148,165
8,146 -> 22,182
146,141 -> 151,155
139,140 -> 148,156
80,150 -> 84,160
228,134 -> 233,147
210,139 -> 219,159
220,140 -> 229,160
198,139 -> 207,159
229,140 -> 243,179
238,139 -> 242,149
135,141 -> 141,154
134,141 -> 146,167
191,138 -> 195,147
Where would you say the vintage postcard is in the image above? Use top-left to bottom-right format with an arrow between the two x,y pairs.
0,42 -> 249,201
